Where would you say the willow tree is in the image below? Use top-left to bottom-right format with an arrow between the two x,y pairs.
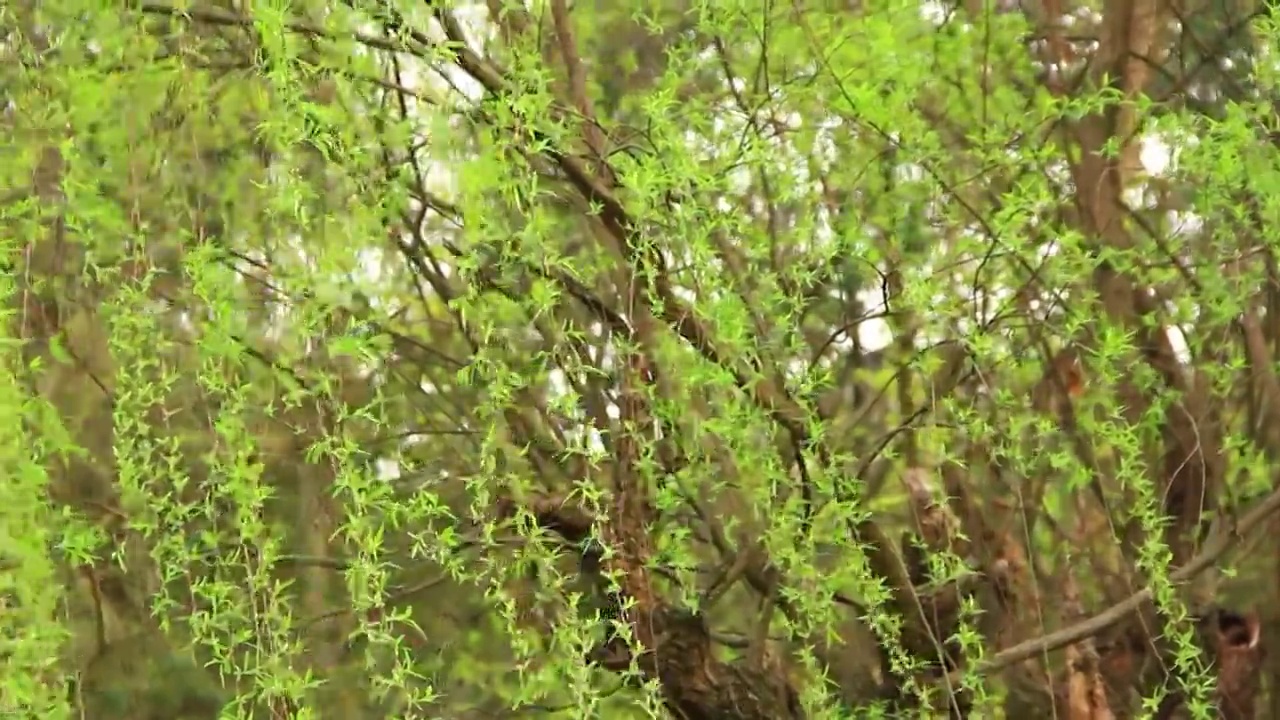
3,0 -> 1280,718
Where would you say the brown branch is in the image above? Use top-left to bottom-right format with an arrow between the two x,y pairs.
971,482 -> 1280,677
549,0 -> 608,179
134,2 -> 412,57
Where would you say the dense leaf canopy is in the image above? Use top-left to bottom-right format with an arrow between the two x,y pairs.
3,0 -> 1280,718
